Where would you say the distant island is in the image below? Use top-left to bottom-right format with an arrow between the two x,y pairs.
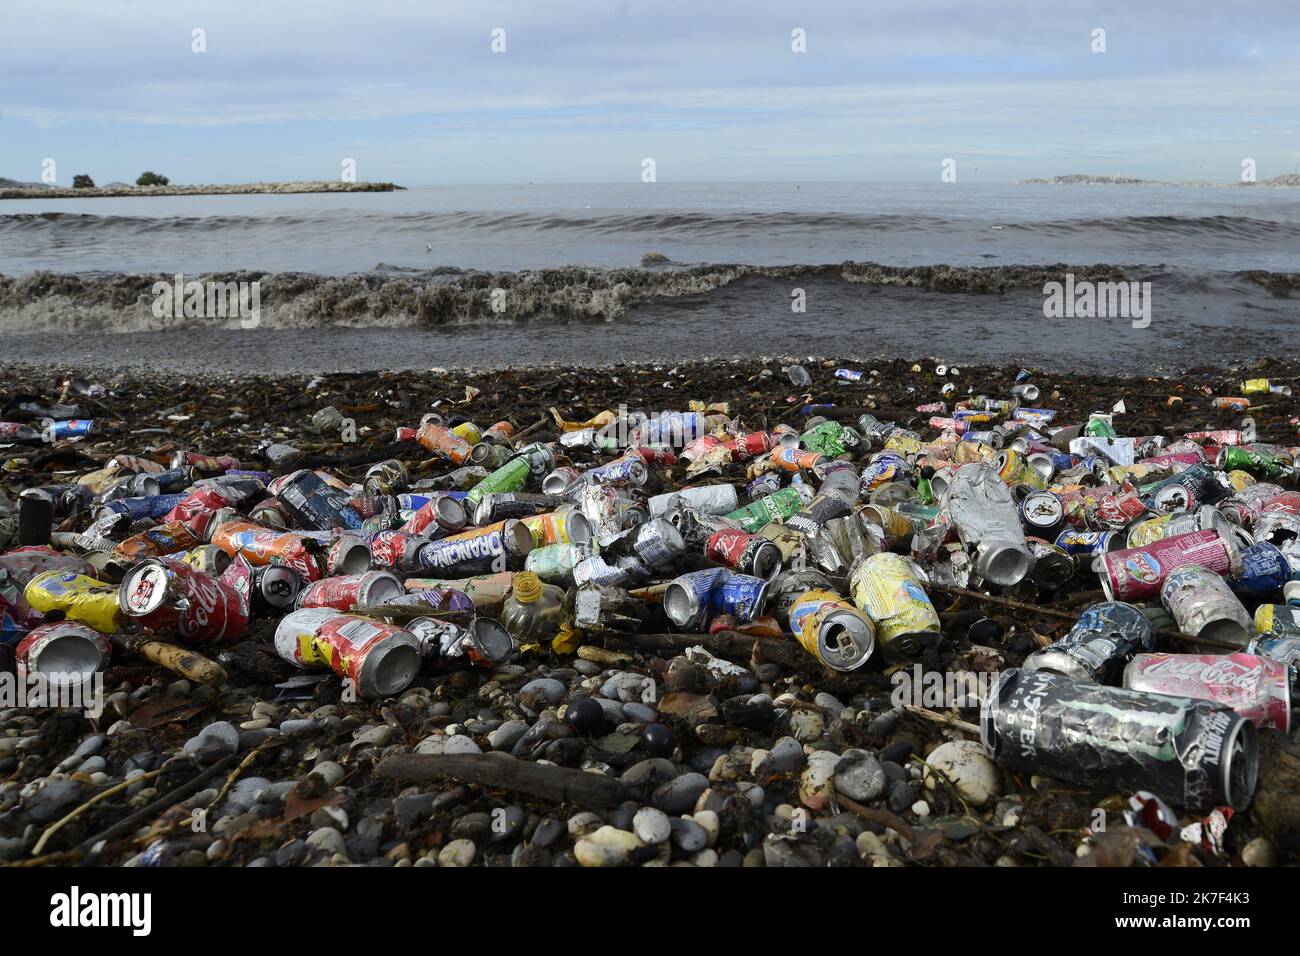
1019,173 -> 1300,188
0,179 -> 405,200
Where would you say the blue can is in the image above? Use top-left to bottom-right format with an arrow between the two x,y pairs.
223,469 -> 273,483
747,473 -> 782,500
1230,542 -> 1291,598
100,493 -> 188,521
49,419 -> 94,439
1012,407 -> 1057,427
834,369 -> 864,383
150,467 -> 194,493
1054,528 -> 1118,556
859,452 -> 909,490
708,571 -> 769,622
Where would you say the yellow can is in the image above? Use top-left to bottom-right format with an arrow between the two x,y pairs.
884,431 -> 923,456
849,553 -> 942,660
1243,378 -> 1270,395
787,589 -> 875,672
24,570 -> 122,634
452,421 -> 482,444
1226,470 -> 1256,493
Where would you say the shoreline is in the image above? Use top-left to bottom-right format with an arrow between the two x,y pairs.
0,180 -> 404,201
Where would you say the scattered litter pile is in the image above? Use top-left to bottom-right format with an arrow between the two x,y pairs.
2,355 -> 1299,868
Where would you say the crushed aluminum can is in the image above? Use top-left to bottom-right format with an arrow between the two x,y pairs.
1160,564 -> 1253,649
787,589 -> 875,672
1124,652 -> 1291,732
1022,600 -> 1155,684
982,667 -> 1258,811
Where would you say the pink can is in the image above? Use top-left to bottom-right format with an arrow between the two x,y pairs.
297,571 -> 405,612
1098,529 -> 1241,601
1124,652 -> 1291,731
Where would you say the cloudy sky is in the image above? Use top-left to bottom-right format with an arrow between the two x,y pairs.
1,0 -> 1296,184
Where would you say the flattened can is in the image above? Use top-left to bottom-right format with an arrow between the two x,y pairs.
1098,529 -> 1241,602
273,608 -> 421,699
1160,565 -> 1252,649
787,589 -> 875,672
848,553 -> 941,660
981,667 -> 1258,811
118,557 -> 250,644
23,570 -> 123,634
415,423 -> 473,465
724,485 -> 813,533
409,615 -> 514,669
1229,542 -> 1290,598
1124,653 -> 1290,732
297,571 -> 405,612
648,484 -> 740,517
1022,601 -> 1155,684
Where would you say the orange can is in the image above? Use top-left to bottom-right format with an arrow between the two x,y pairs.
416,422 -> 473,465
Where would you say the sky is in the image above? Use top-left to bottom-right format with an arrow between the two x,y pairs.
1,0 -> 1297,185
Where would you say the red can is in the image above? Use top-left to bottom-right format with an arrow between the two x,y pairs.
117,557 -> 250,644
1098,529 -> 1241,601
399,494 -> 467,537
297,571 -> 405,612
628,446 -> 679,467
367,530 -> 425,572
1124,652 -> 1290,731
725,431 -> 776,461
16,621 -> 112,683
705,528 -> 783,579
1089,484 -> 1149,530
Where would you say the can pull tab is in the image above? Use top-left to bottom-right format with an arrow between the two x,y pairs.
1241,416 -> 1257,444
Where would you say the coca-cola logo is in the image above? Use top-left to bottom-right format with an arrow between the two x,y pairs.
1141,656 -> 1262,689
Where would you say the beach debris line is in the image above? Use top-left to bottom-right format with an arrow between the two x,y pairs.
0,356 -> 1299,867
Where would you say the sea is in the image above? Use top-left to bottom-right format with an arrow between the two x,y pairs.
0,182 -> 1297,374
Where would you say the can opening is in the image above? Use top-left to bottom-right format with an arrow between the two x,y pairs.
367,643 -> 421,698
436,494 -> 467,530
334,539 -> 372,575
663,582 -> 695,627
980,544 -> 1032,587
32,633 -> 103,683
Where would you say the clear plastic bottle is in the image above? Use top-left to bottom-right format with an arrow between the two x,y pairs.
501,572 -> 566,644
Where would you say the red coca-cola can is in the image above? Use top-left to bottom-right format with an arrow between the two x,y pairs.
117,557 -> 250,644
297,571 -> 405,612
1098,529 -> 1241,602
1124,652 -> 1291,731
705,528 -> 784,580
628,446 -> 679,467
1089,484 -> 1149,530
726,431 -> 776,461
366,529 -> 425,572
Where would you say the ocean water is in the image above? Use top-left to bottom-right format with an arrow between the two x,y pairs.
1,182 -> 1297,372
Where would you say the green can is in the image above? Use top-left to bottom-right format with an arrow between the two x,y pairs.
726,485 -> 812,533
800,421 -> 859,458
1217,446 -> 1294,482
467,457 -> 532,506
523,542 -> 584,585
1084,413 -> 1117,439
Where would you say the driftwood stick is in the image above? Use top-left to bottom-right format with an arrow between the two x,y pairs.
375,753 -> 628,808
